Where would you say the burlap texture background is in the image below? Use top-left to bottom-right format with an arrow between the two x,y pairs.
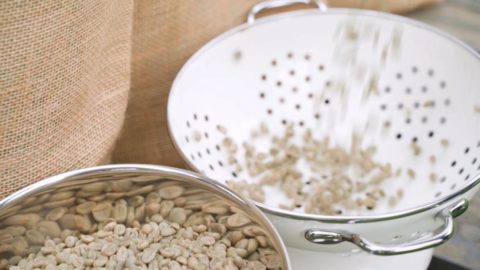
0,0 -> 439,198
0,0 -> 133,198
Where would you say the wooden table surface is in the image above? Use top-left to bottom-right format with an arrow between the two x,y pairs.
407,1 -> 480,269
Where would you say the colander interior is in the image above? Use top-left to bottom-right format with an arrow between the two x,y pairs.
168,11 -> 480,216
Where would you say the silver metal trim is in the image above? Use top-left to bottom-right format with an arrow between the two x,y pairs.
167,8 -> 480,224
304,199 -> 468,255
247,0 -> 327,24
0,164 -> 247,209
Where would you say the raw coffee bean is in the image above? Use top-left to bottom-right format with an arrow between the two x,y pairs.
226,214 -> 251,228
48,191 -> 74,202
76,202 -> 96,215
235,239 -> 248,249
209,223 -> 227,236
86,194 -> 106,202
110,179 -> 133,192
141,248 -> 156,263
134,203 -> 146,222
45,207 -> 67,221
126,185 -> 154,197
167,208 -> 188,225
159,201 -> 175,217
74,215 -> 92,233
114,224 -> 126,236
202,201 -> 229,215
18,205 -> 43,214
25,230 -> 44,245
128,196 -> 144,208
173,197 -> 186,207
81,182 -> 109,193
145,192 -> 161,204
158,186 -> 185,200
261,254 -> 282,269
246,239 -> 259,255
4,214 -> 41,228
0,226 -> 26,237
242,225 -> 266,237
80,234 -> 94,243
126,206 -> 135,227
92,202 -> 112,222
146,202 -> 161,217
226,231 -> 244,245
101,243 -> 118,256
105,192 -> 126,200
11,237 -> 29,257
36,221 -> 61,238
112,200 -> 128,223
255,236 -> 269,248
161,227 -> 176,237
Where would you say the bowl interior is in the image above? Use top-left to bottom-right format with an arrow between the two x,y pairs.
0,165 -> 291,269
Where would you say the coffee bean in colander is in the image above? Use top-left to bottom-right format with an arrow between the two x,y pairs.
167,1 -> 480,269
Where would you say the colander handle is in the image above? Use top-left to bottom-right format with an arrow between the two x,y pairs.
247,0 -> 328,24
304,199 -> 469,256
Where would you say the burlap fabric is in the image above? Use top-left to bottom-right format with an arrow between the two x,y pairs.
0,0 -> 439,198
0,1 -> 133,198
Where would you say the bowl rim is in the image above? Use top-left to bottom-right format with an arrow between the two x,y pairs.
167,8 -> 480,223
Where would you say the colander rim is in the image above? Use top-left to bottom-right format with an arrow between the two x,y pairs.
167,8 -> 480,223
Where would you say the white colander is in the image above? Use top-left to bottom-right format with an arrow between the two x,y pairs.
167,1 -> 480,269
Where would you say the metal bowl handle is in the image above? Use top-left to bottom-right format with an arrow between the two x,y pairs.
247,0 -> 328,25
304,199 -> 469,256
